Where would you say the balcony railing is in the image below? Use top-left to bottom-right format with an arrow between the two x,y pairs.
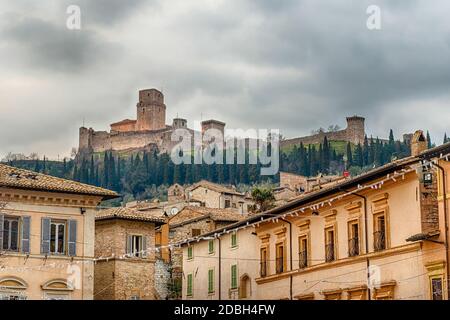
260,261 -> 267,277
299,250 -> 308,269
276,257 -> 284,274
325,243 -> 335,262
373,230 -> 386,251
348,237 -> 360,257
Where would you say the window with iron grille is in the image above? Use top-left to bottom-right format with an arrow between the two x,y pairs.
298,236 -> 308,269
276,243 -> 284,273
325,228 -> 335,262
374,215 -> 386,251
348,221 -> 360,257
260,247 -> 268,277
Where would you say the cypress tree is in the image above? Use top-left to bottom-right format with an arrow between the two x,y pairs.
426,131 -> 432,149
346,142 -> 353,168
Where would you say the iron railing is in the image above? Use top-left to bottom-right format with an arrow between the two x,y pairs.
373,230 -> 386,251
260,261 -> 267,277
298,250 -> 308,269
276,257 -> 284,274
325,243 -> 335,262
348,237 -> 360,257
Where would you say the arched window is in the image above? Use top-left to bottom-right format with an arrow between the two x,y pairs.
239,274 -> 251,299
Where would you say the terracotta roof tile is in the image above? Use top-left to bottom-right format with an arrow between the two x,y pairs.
187,180 -> 243,195
96,207 -> 166,223
0,164 -> 118,199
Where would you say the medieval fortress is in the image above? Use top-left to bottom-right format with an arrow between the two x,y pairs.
78,88 -> 368,156
78,88 -> 226,155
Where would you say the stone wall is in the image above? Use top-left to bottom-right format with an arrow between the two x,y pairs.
94,219 -> 157,300
154,258 -> 171,300
280,116 -> 365,148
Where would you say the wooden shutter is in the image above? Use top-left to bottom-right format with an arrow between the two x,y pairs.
187,274 -> 193,296
142,236 -> 148,258
208,269 -> 214,293
21,216 -> 31,254
67,220 -> 77,256
126,235 -> 132,256
231,265 -> 237,289
0,214 -> 4,250
41,218 -> 51,254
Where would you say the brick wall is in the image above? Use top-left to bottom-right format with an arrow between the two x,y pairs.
94,219 -> 158,300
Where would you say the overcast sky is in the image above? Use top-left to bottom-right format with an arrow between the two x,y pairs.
1,0 -> 449,159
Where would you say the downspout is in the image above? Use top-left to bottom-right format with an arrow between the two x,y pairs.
339,188 -> 371,300
434,162 -> 449,299
218,237 -> 222,300
280,218 -> 293,300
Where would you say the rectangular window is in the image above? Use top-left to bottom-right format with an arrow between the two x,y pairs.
298,236 -> 308,269
224,199 -> 231,208
3,217 -> 19,251
192,229 -> 201,237
348,221 -> 360,257
374,214 -> 386,251
276,243 -> 284,273
208,269 -> 214,293
431,277 -> 443,300
260,247 -> 268,277
231,264 -> 238,289
50,221 -> 66,255
187,274 -> 193,297
187,246 -> 193,260
325,227 -> 335,262
208,240 -> 214,254
231,232 -> 237,248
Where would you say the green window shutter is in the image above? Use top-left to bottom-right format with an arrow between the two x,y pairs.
231,264 -> 237,289
21,216 -> 31,254
208,269 -> 214,293
231,232 -> 237,247
187,274 -> 193,296
208,240 -> 214,253
187,246 -> 193,259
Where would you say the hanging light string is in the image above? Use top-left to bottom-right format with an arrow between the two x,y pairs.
1,151 -> 448,272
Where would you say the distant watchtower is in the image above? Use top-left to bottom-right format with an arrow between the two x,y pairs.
136,89 -> 166,131
345,116 -> 365,145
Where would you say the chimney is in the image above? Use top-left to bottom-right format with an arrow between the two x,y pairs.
411,130 -> 428,157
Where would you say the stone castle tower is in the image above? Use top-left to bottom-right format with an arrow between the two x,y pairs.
345,116 -> 365,145
136,89 -> 166,131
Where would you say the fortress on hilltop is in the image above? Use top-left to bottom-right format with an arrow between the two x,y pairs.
78,88 -> 225,155
280,116 -> 366,148
78,88 -> 398,158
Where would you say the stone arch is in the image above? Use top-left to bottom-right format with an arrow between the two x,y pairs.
0,276 -> 28,290
239,274 -> 251,299
41,279 -> 74,291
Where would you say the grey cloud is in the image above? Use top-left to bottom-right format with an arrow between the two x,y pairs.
2,16 -> 122,73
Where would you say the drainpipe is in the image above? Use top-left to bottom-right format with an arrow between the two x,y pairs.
280,218 -> 293,300
218,237 -> 222,300
340,188 -> 371,300
433,162 -> 449,300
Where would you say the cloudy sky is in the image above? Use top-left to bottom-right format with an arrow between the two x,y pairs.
1,0 -> 449,159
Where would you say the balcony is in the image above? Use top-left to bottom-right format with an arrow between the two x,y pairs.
276,257 -> 284,274
348,237 -> 360,257
373,230 -> 386,251
325,243 -> 335,262
260,261 -> 267,277
299,250 -> 308,269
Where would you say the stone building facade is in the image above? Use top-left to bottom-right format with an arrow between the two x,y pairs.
94,207 -> 165,300
182,140 -> 450,300
0,163 -> 118,300
78,88 -> 225,155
